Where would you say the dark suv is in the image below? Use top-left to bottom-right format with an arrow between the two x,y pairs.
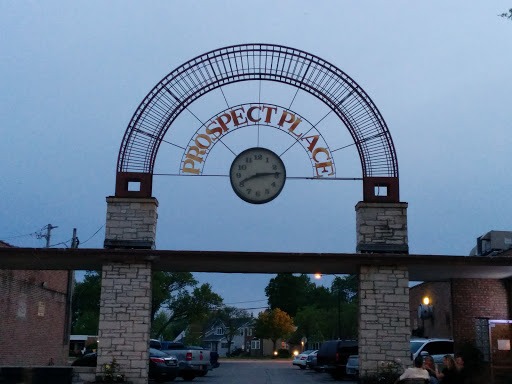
316,340 -> 358,380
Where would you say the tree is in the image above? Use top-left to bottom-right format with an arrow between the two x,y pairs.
293,305 -> 325,348
153,282 -> 223,338
254,308 -> 295,353
151,271 -> 197,322
72,271 -> 101,334
265,273 -> 316,317
216,306 -> 251,356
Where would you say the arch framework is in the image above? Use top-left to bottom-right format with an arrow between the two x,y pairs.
116,43 -> 399,202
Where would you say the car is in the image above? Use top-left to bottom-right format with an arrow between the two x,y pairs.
345,355 -> 359,378
149,347 -> 180,382
71,348 -> 179,382
305,350 -> 321,371
316,340 -> 358,379
293,349 -> 317,369
410,338 -> 454,365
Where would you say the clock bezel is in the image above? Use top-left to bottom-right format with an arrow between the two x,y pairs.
229,147 -> 286,204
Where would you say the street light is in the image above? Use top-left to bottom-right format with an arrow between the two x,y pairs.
315,273 -> 342,340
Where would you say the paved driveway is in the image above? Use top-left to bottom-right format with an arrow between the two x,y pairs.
166,359 -> 358,384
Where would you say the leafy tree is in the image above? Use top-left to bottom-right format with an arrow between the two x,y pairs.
151,271 -> 197,322
293,305 -> 324,348
216,306 -> 251,356
331,275 -> 358,303
153,283 -> 223,338
265,273 -> 315,317
72,271 -> 101,334
254,308 -> 295,353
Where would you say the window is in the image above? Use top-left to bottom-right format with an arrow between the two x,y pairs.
216,327 -> 224,335
475,318 -> 490,362
247,328 -> 252,336
246,341 -> 251,350
251,339 -> 260,349
240,329 -> 244,336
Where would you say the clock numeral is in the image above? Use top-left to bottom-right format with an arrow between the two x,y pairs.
272,164 -> 277,170
265,157 -> 269,163
265,189 -> 270,195
236,173 -> 242,178
239,181 -> 244,187
274,173 -> 279,178
255,191 -> 261,197
271,182 -> 276,187
245,157 -> 252,164
246,189 -> 252,195
254,154 -> 262,160
238,165 -> 247,171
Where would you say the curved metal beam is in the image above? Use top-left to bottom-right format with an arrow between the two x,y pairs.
115,44 -> 399,201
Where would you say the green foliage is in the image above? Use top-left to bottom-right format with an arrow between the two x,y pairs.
264,273 -> 358,343
254,308 -> 295,352
153,282 -> 223,338
72,271 -> 101,334
265,273 -> 316,317
151,271 -> 197,321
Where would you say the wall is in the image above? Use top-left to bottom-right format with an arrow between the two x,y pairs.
409,281 -> 453,339
0,269 -> 71,365
452,279 -> 509,349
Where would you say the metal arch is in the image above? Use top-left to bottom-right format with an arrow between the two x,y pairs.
116,43 -> 399,202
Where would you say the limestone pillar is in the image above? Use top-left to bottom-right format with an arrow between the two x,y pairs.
97,263 -> 152,384
355,202 -> 408,254
358,265 -> 411,377
104,197 -> 158,249
98,197 -> 158,384
356,201 -> 410,377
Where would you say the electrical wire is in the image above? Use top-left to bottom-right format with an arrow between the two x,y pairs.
79,225 -> 105,246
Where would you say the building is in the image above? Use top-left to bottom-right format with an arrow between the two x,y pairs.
409,233 -> 512,381
0,240 -> 73,365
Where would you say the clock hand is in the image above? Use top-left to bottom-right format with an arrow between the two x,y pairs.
241,172 -> 280,183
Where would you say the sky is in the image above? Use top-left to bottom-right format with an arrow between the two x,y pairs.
1,1 -> 511,315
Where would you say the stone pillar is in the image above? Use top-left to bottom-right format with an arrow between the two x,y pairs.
104,197 -> 158,249
97,262 -> 152,384
99,197 -> 158,383
355,202 -> 408,254
359,265 -> 411,377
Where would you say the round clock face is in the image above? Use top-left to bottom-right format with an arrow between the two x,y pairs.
229,147 -> 286,204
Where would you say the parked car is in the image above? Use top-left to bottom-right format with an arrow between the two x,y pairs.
345,355 -> 359,378
293,349 -> 317,369
71,348 -> 179,383
160,342 -> 211,381
316,340 -> 358,379
305,350 -> 321,371
410,338 -> 454,365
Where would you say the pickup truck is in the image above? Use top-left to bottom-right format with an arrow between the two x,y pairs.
316,340 -> 358,380
158,341 -> 211,381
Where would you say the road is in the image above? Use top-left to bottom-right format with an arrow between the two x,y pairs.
169,359 -> 358,384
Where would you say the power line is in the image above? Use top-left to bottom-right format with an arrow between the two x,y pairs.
80,225 -> 105,246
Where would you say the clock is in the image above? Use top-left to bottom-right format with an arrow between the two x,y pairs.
229,147 -> 286,204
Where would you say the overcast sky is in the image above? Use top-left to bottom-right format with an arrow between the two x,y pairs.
1,1 -> 511,314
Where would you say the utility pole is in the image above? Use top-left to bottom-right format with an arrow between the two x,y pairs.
71,228 -> 79,248
37,224 -> 58,248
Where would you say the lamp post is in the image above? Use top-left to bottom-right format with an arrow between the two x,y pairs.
315,273 -> 342,340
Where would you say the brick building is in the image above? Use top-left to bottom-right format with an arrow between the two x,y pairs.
0,240 -> 73,365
